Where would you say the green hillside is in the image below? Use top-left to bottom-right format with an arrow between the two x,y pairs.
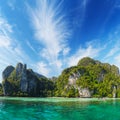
55,57 -> 120,98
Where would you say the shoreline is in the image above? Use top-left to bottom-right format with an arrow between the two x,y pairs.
0,97 -> 119,102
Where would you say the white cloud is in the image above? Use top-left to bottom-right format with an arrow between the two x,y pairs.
0,16 -> 12,47
104,27 -> 120,59
36,62 -> 50,76
26,0 -> 120,77
7,0 -> 16,10
0,16 -> 12,33
72,0 -> 88,28
26,40 -> 37,54
63,47 -> 70,56
0,35 -> 11,47
27,0 -> 70,76
114,55 -> 120,68
104,45 -> 120,69
95,27 -> 120,73
68,45 -> 102,67
0,15 -> 32,82
103,26 -> 120,62
106,45 -> 120,58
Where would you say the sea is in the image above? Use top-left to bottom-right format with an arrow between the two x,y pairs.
0,97 -> 120,120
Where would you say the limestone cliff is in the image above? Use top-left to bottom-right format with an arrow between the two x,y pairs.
2,66 -> 14,80
1,57 -> 120,98
2,63 -> 54,97
55,57 -> 120,98
67,72 -> 92,97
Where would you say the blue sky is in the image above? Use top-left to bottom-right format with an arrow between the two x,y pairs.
0,0 -> 120,81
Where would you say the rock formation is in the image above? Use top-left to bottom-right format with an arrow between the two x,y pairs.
1,57 -> 120,98
55,57 -> 120,98
2,63 -> 54,97
68,72 -> 91,97
2,66 -> 14,80
78,87 -> 91,98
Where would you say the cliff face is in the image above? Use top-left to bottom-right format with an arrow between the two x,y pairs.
2,66 -> 14,80
1,57 -> 120,98
68,72 -> 92,97
55,57 -> 120,98
2,63 -> 54,97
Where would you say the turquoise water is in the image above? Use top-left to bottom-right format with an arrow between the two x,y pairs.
0,97 -> 120,120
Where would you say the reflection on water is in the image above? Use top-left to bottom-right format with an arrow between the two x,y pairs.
0,98 -> 120,120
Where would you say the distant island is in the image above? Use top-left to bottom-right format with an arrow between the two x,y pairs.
0,57 -> 120,98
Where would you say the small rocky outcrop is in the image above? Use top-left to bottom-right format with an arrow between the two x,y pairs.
78,87 -> 91,98
68,72 -> 91,97
68,72 -> 80,85
113,85 -> 117,98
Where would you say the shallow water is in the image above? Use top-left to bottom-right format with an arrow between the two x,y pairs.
0,97 -> 120,120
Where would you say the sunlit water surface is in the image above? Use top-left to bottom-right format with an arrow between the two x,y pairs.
0,97 -> 120,120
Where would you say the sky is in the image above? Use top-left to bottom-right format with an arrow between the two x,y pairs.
0,0 -> 120,81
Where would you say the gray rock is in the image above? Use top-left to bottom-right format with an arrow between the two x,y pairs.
20,64 -> 28,92
2,81 -> 13,96
68,72 -> 80,85
27,69 -> 39,96
68,72 -> 91,97
113,86 -> 117,98
16,63 -> 24,76
78,87 -> 91,97
2,66 -> 14,80
2,62 -> 52,97
16,63 -> 40,96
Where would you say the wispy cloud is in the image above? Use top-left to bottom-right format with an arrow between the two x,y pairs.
36,62 -> 50,76
7,0 -> 16,10
0,36 -> 11,47
26,40 -> 38,54
105,44 -> 120,58
27,0 -> 70,76
0,15 -> 32,81
68,44 -> 102,67
27,0 -> 120,77
71,0 -> 88,29
114,55 -> 120,68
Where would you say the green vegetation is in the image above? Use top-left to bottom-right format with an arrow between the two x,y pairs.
0,84 -> 3,96
1,57 -> 120,98
2,68 -> 55,97
55,57 -> 120,98
38,77 -> 55,97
